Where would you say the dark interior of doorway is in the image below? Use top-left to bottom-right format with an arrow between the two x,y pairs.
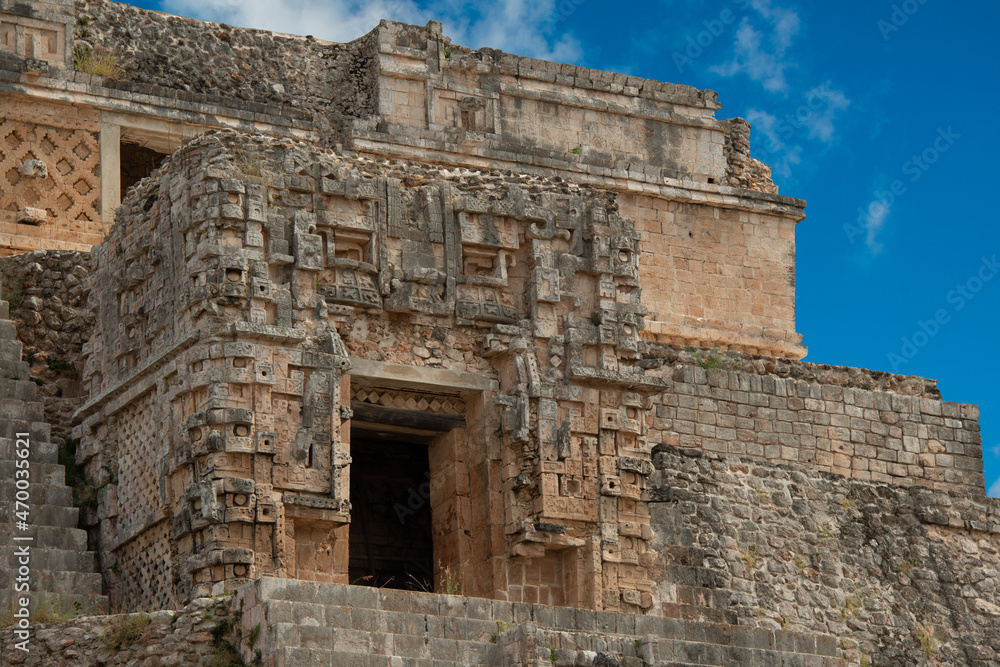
121,141 -> 168,196
348,433 -> 434,591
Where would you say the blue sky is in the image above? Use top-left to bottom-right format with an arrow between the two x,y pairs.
123,0 -> 1000,495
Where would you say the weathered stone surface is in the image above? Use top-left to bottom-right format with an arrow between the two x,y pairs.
650,444 -> 1000,666
0,595 -> 235,665
0,250 -> 93,441
0,3 -> 996,667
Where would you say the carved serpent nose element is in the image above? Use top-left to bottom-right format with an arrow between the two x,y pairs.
21,158 -> 47,179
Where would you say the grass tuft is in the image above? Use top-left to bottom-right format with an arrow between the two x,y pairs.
74,45 -> 124,79
104,612 -> 151,649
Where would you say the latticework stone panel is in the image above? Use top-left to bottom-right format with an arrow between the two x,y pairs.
0,119 -> 101,226
113,391 -> 164,539
113,519 -> 176,612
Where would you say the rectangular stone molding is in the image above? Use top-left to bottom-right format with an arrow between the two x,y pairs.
0,10 -> 72,69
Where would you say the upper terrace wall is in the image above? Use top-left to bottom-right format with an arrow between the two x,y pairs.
75,0 -> 765,189
75,0 -> 381,138
356,21 -> 778,194
1,0 -> 803,356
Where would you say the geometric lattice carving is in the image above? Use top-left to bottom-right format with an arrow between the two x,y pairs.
0,120 -> 100,224
113,391 -> 160,538
352,387 -> 466,415
113,520 -> 175,612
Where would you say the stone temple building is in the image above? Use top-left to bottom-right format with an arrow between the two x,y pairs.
0,1 -> 998,666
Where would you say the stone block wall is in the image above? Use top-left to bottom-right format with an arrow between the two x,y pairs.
649,444 -> 1000,666
623,196 -> 800,356
643,359 -> 985,495
232,577 -> 843,667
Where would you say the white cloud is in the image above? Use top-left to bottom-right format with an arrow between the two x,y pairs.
741,82 -> 849,181
711,0 -> 801,92
161,0 -> 582,62
745,108 -> 801,179
862,197 -> 890,254
989,475 -> 1000,498
802,83 -> 850,143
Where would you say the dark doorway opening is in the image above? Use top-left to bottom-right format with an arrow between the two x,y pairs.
349,434 -> 433,590
120,141 -> 168,195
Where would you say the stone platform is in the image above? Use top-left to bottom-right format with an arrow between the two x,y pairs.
233,577 -> 843,666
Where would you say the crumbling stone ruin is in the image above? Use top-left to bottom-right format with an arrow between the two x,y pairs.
0,1 -> 998,666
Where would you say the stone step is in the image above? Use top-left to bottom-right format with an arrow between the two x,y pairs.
0,301 -> 9,320
0,338 -> 23,364
0,524 -> 89,551
4,546 -> 96,574
0,578 -> 107,616
0,480 -> 73,506
0,320 -> 17,341
0,502 -> 80,529
0,437 -> 59,463
0,420 -> 52,443
0,398 -> 44,422
0,570 -> 105,609
0,459 -> 66,486
0,358 -> 30,382
33,569 -> 103,597
0,377 -> 39,402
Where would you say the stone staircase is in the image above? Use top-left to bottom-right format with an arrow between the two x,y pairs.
234,578 -> 844,667
0,294 -> 106,613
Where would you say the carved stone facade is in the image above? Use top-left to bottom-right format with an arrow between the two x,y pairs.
71,131 -> 986,616
1,2 -> 998,665
71,131 -> 651,609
